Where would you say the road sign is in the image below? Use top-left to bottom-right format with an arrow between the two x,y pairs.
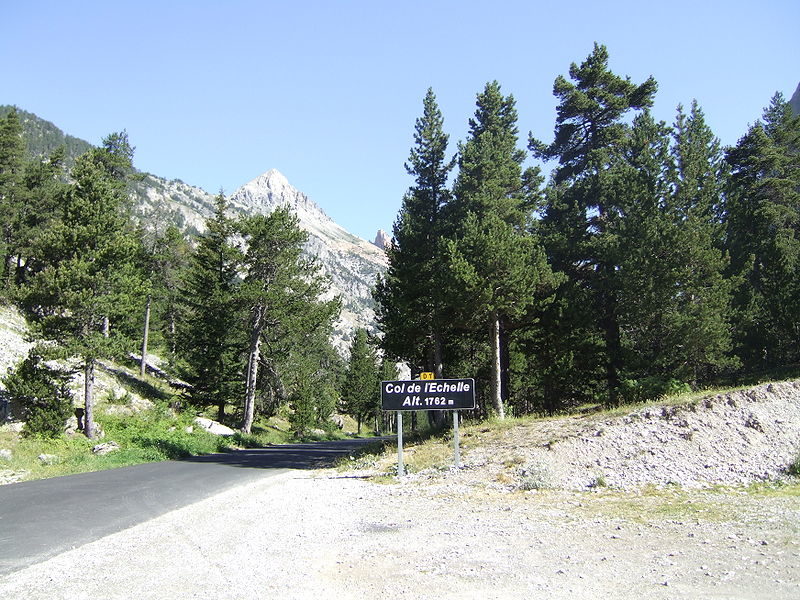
381,378 -> 476,411
420,372 -> 434,380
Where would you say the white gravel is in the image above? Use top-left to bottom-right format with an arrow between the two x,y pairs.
1,467 -> 798,599
2,380 -> 799,599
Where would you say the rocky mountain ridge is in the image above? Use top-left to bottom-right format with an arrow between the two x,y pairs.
4,106 -> 387,352
225,169 -> 387,350
133,169 -> 388,352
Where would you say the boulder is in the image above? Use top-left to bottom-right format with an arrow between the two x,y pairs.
92,441 -> 121,455
194,417 -> 236,436
37,453 -> 59,465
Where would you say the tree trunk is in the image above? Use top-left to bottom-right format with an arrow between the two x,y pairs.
241,305 -> 264,434
426,330 -> 447,429
140,296 -> 151,377
102,316 -> 110,338
490,312 -> 505,418
499,321 -> 511,408
84,359 -> 96,439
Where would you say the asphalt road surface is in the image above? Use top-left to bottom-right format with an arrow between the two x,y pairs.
0,437 -> 382,575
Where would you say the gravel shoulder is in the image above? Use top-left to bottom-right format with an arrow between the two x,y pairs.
0,469 -> 797,599
2,381 -> 799,599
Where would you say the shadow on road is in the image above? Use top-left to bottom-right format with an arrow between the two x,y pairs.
183,437 -> 387,470
0,436 -> 389,576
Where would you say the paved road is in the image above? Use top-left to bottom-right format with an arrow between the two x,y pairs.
0,437 -> 382,576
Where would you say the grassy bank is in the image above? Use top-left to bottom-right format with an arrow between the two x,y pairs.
0,391 -> 364,484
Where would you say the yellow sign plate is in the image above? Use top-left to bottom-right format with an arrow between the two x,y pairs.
420,372 -> 435,380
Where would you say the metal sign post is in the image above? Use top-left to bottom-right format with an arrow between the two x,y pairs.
381,378 -> 475,476
453,410 -> 460,468
397,411 -> 404,477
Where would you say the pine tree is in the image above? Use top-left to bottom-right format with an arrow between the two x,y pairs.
665,102 -> 734,383
178,193 -> 244,422
726,93 -> 800,369
3,346 -> 74,438
375,88 -> 455,377
23,133 -> 143,438
531,43 -> 657,406
341,328 -> 380,434
238,206 -> 339,433
148,224 -> 191,360
0,109 -> 27,288
448,81 -> 558,418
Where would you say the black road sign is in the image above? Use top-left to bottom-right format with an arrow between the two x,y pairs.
381,378 -> 476,411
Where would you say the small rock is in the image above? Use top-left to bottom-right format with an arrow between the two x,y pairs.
92,441 -> 120,455
0,448 -> 12,461
37,453 -> 59,465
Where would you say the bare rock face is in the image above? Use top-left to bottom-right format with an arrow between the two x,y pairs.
373,229 -> 391,250
790,81 -> 800,115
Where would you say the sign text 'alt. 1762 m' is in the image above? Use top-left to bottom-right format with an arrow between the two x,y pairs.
381,378 -> 476,411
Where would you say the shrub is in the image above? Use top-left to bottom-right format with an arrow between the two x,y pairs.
3,349 -> 74,438
620,377 -> 692,404
789,454 -> 800,477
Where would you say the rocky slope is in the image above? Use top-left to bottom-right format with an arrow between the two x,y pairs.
226,169 -> 387,351
405,381 -> 800,492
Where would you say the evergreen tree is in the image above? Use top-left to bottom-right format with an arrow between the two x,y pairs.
664,102 -> 734,383
15,147 -> 68,286
3,347 -> 74,438
238,207 -> 339,433
726,92 -> 800,369
531,43 -> 657,406
178,193 -> 244,422
375,88 -> 455,377
0,109 -> 27,288
448,81 -> 559,418
148,224 -> 191,360
341,328 -> 380,434
22,133 -> 142,438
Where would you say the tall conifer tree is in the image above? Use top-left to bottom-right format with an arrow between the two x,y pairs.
532,43 -> 657,406
375,88 -> 454,376
726,93 -> 800,369
178,193 -> 244,422
0,109 -> 27,287
23,133 -> 142,438
448,81 -> 558,417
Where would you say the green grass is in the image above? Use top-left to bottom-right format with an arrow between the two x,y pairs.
0,396 -> 373,484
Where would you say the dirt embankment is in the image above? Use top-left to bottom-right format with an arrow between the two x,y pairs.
450,380 -> 800,492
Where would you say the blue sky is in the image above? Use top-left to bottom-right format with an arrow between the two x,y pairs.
3,0 -> 798,241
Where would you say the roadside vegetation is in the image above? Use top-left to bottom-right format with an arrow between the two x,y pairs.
0,351 -> 368,484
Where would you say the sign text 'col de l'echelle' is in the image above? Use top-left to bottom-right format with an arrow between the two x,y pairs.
380,378 -> 475,477
381,378 -> 476,411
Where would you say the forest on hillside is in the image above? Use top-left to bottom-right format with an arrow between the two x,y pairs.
376,44 -> 800,419
0,117 -> 357,438
0,43 -> 798,437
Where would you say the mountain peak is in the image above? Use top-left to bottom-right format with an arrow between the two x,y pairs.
231,169 -> 332,226
253,168 -> 289,189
